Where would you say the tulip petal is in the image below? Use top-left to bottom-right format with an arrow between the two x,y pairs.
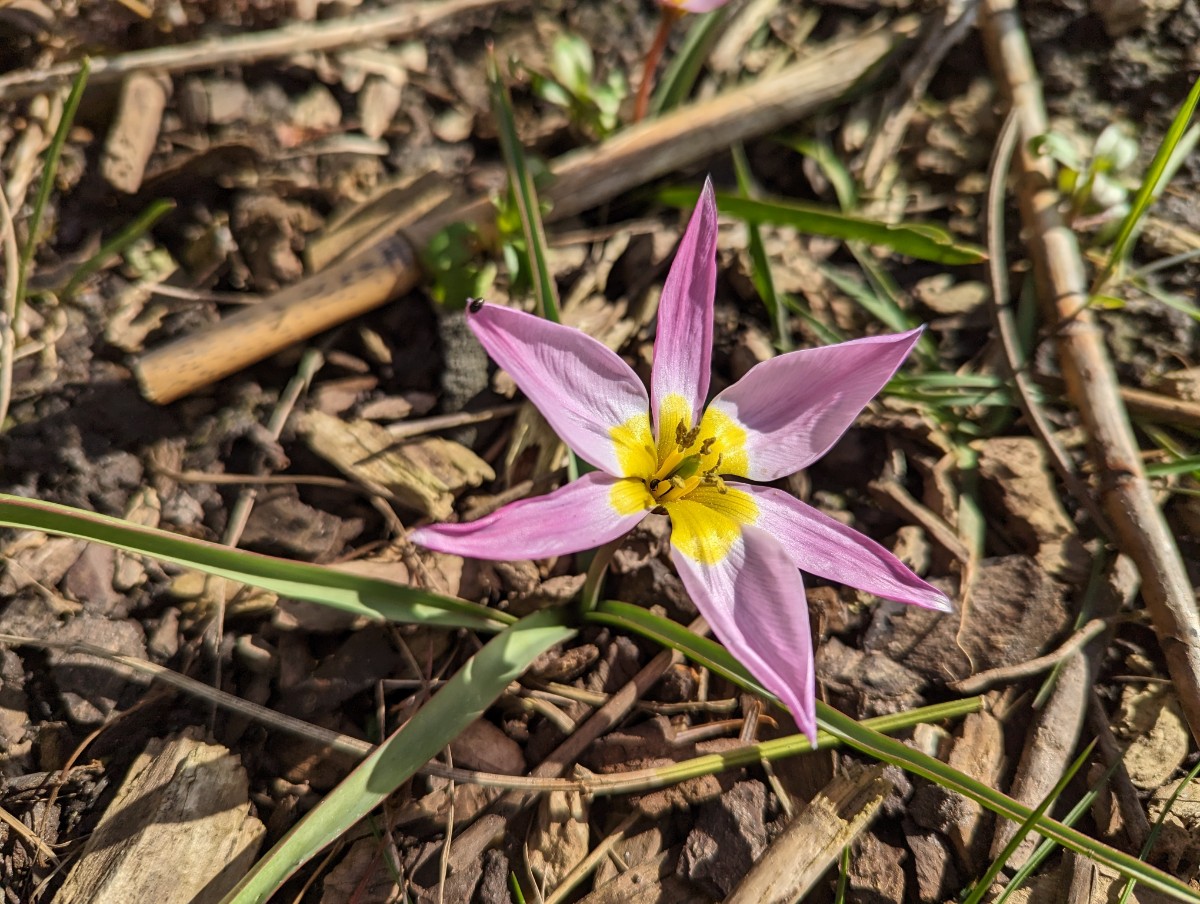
467,302 -> 655,477
708,328 -> 923,481
735,483 -> 953,612
651,179 -> 718,442
410,472 -> 652,560
670,525 -> 817,741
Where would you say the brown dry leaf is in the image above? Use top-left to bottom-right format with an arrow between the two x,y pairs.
296,409 -> 494,519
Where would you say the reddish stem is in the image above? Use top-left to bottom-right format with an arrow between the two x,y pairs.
633,7 -> 682,123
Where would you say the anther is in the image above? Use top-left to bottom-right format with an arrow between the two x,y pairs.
677,425 -> 701,451
699,437 -> 715,456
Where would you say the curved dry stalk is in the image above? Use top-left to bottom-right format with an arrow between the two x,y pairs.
981,0 -> 1200,746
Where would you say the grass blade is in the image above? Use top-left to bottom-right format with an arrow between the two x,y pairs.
63,198 -> 176,298
1093,75 -> 1200,292
15,58 -> 91,312
732,143 -> 792,351
659,187 -> 987,265
220,608 -> 576,904
651,6 -> 729,115
487,46 -> 561,324
961,740 -> 1096,904
0,494 -> 511,631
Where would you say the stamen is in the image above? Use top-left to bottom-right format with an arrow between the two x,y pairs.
657,474 -> 701,503
699,437 -> 716,456
677,425 -> 701,451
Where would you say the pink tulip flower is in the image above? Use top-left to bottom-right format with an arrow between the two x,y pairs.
411,180 -> 952,741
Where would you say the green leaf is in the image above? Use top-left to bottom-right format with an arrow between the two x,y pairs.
16,57 -> 91,312
659,188 -> 987,266
220,609 -> 576,903
652,6 -> 729,115
1094,74 -> 1200,291
0,494 -> 511,631
732,143 -> 791,351
488,48 -> 561,324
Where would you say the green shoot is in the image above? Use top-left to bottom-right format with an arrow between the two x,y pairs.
1092,74 -> 1200,293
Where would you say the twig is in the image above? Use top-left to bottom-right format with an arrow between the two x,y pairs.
859,0 -> 979,192
133,19 -> 913,404
386,402 -> 523,439
984,109 -> 1114,537
0,0 -> 509,101
950,619 -> 1108,695
981,0 -> 1200,748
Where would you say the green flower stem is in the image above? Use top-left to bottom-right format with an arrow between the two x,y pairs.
579,537 -> 624,613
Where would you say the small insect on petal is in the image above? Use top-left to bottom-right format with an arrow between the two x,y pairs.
468,297 -> 485,313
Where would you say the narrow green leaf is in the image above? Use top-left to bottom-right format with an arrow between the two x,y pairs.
816,705 -> 1199,902
589,600 -> 766,696
659,188 -> 987,265
651,6 -> 729,115
487,47 -> 561,324
16,57 -> 91,311
732,143 -> 792,351
220,609 -> 576,904
962,740 -> 1096,904
996,754 -> 1126,902
63,198 -> 176,298
1118,756 -> 1200,904
0,494 -> 511,631
783,136 -> 859,210
1093,75 -> 1200,292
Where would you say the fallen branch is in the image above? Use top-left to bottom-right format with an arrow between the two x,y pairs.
133,20 -> 912,403
0,0 -> 509,101
980,0 -> 1200,746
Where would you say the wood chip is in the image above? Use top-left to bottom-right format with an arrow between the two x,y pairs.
725,765 -> 892,904
295,409 -> 494,519
55,728 -> 264,904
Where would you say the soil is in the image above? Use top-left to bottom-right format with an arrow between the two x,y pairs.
1,0 -> 1199,902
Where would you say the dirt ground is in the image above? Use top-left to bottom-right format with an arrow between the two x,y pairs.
1,0 -> 1200,901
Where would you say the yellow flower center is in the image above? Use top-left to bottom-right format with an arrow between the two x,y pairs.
608,394 -> 756,563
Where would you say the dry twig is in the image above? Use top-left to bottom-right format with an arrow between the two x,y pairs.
0,0 -> 509,101
981,0 -> 1200,746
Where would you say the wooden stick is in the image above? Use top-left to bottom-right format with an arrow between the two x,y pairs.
133,21 -> 909,404
980,0 -> 1200,746
0,0 -> 509,101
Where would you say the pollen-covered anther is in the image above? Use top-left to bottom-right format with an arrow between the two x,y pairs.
699,437 -> 716,456
677,425 -> 701,451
